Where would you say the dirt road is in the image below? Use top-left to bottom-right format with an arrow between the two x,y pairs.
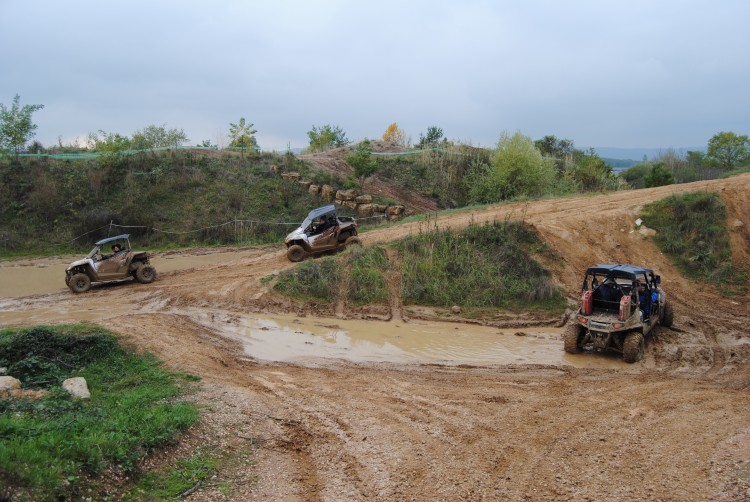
1,174 -> 750,500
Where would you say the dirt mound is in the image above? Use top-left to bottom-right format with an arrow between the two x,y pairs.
299,142 -> 440,214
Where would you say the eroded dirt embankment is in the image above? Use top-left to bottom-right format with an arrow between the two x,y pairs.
1,173 -> 750,500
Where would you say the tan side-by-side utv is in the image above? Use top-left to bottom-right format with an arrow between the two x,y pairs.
65,234 -> 157,293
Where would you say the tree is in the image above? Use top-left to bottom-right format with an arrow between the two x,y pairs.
417,126 -> 444,149
0,94 -> 44,158
644,163 -> 675,187
706,131 -> 749,169
88,130 -> 131,168
382,122 -> 407,146
229,118 -> 258,157
345,139 -> 379,186
573,150 -> 615,191
535,135 -> 575,173
306,124 -> 349,152
468,131 -> 555,203
534,135 -> 574,158
131,124 -> 189,150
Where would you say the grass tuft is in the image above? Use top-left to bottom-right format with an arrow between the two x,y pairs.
274,257 -> 340,301
345,246 -> 390,305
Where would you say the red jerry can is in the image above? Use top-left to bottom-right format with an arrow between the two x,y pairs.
619,294 -> 631,321
581,290 -> 593,315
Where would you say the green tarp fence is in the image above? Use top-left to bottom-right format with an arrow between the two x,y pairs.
2,145 -> 466,160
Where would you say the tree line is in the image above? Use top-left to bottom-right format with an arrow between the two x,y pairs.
2,93 -> 748,205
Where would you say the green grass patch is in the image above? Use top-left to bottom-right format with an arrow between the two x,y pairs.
396,220 -> 566,310
274,257 -> 340,301
346,246 -> 390,305
641,191 -> 746,295
0,325 -> 199,501
123,448 -> 222,500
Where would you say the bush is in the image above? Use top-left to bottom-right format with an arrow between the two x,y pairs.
468,131 -> 556,203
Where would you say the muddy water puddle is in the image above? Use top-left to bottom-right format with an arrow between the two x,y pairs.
0,295 -> 150,326
0,297 -> 628,368
191,311 -> 629,368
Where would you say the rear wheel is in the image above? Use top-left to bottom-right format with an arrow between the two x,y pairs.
660,300 -> 674,327
623,331 -> 645,363
287,244 -> 306,262
135,264 -> 157,284
563,323 -> 584,354
68,273 -> 91,293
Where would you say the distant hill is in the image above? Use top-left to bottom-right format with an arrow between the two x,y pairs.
602,157 -> 639,172
594,146 -> 705,162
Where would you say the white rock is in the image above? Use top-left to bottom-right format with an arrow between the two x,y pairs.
62,377 -> 91,399
0,376 -> 21,392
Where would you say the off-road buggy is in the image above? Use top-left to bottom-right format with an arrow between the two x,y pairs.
284,204 -> 360,262
565,264 -> 673,362
65,234 -> 157,293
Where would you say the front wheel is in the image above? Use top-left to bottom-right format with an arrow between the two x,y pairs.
564,323 -> 584,354
623,331 -> 645,363
287,244 -> 306,262
135,264 -> 157,284
68,273 -> 91,293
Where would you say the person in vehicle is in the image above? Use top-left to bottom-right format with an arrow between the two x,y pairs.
638,282 -> 651,321
313,216 -> 333,235
101,243 -> 123,260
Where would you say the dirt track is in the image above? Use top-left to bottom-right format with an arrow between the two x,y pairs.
2,174 -> 750,500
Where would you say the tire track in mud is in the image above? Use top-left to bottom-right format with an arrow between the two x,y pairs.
334,257 -> 351,319
384,247 -> 404,322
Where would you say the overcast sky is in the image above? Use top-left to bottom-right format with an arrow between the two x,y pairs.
1,0 -> 748,152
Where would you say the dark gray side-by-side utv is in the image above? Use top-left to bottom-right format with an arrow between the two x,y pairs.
284,204 -> 360,262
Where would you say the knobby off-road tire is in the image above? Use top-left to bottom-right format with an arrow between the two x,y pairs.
287,244 -> 306,262
660,300 -> 674,328
623,331 -> 645,363
135,264 -> 157,284
68,273 -> 91,293
564,323 -> 583,354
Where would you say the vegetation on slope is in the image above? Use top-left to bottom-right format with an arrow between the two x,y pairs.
641,192 -> 746,295
274,221 -> 566,313
0,150 -> 353,255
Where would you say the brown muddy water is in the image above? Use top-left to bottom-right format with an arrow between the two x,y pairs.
0,252 -> 628,368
